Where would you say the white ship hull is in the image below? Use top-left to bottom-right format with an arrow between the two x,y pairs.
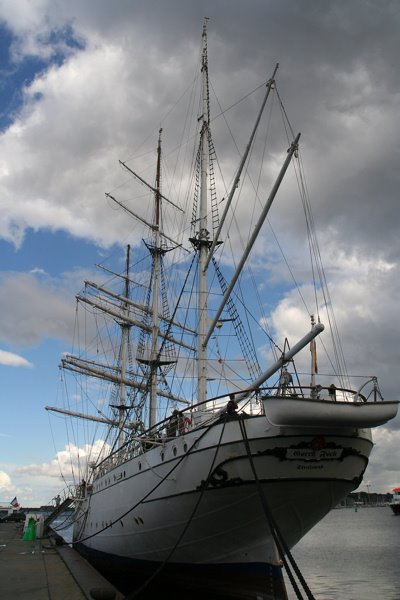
73,414 -> 372,595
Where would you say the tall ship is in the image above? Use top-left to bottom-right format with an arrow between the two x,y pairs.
47,21 -> 399,599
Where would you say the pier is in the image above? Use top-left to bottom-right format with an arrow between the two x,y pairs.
0,521 -> 123,599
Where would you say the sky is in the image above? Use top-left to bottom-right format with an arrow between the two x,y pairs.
0,0 -> 399,506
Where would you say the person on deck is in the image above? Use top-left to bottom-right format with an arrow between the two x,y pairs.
227,394 -> 238,416
166,409 -> 179,437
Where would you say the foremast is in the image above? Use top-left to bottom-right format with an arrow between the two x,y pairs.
134,127 -> 179,428
52,128 -> 184,434
116,245 -> 132,448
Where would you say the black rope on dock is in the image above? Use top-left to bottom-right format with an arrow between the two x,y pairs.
238,415 -> 316,600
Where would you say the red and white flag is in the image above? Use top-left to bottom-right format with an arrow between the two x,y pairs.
10,496 -> 19,508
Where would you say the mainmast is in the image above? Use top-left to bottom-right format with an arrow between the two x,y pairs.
197,19 -> 211,405
148,129 -> 163,428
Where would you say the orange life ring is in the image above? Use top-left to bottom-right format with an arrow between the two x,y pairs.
179,416 -> 191,435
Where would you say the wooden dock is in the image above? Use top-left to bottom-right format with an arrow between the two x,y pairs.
0,521 -> 124,599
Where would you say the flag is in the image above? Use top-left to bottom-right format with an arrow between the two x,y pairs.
10,496 -> 19,508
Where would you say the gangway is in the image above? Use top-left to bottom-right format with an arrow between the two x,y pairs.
43,496 -> 74,532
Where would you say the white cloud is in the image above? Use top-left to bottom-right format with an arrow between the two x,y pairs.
0,0 -> 48,36
0,440 -> 111,507
0,470 -> 12,489
0,15 -> 201,250
0,349 -> 32,367
14,440 -> 111,480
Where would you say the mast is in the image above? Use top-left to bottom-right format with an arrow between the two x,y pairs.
117,245 -> 131,449
149,129 -> 163,428
197,18 -> 210,405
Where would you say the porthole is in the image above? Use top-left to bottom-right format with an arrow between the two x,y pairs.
161,451 -> 165,461
173,446 -> 177,456
138,462 -> 142,471
183,443 -> 188,452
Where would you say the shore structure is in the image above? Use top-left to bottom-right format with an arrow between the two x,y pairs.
389,488 -> 400,515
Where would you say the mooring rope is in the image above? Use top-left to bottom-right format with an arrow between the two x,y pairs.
238,416 -> 316,600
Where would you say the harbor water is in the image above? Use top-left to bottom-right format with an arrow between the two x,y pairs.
54,506 -> 400,599
286,506 -> 400,599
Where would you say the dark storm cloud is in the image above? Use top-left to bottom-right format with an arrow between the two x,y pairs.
100,0 -> 399,259
1,0 -> 399,279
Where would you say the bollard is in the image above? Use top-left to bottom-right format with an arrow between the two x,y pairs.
36,516 -> 44,538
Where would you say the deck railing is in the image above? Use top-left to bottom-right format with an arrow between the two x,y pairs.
90,381 -> 379,480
